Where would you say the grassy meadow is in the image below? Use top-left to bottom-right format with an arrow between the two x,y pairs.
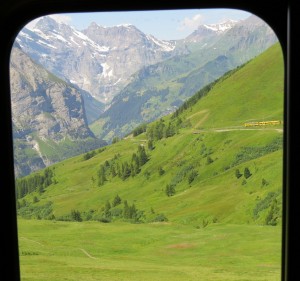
18,219 -> 282,281
16,42 -> 284,280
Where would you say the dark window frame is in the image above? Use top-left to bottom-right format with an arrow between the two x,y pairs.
0,1 -> 293,280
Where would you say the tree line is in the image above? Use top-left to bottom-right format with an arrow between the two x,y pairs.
15,168 -> 55,199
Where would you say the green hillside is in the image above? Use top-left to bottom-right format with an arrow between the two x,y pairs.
16,42 -> 284,281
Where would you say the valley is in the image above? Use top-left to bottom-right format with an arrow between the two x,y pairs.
15,42 -> 284,280
14,13 -> 278,156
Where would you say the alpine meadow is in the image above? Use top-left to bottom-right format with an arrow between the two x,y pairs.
15,41 -> 284,281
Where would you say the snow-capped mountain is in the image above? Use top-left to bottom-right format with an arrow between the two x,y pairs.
203,19 -> 238,33
184,19 -> 238,43
16,16 -> 178,103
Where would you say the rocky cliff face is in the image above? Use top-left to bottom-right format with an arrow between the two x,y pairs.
10,44 -> 93,140
10,44 -> 106,177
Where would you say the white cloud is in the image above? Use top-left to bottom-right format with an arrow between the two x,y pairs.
178,13 -> 205,32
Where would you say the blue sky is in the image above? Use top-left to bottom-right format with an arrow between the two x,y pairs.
26,8 -> 252,40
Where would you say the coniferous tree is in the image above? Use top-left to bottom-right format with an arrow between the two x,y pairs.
112,194 -> 122,207
123,200 -> 130,219
165,184 -> 176,197
244,167 -> 252,179
206,156 -> 214,165
97,165 -> 107,186
235,169 -> 243,179
112,136 -> 120,144
71,210 -> 82,222
138,145 -> 148,165
129,203 -> 137,220
148,139 -> 154,150
265,199 -> 280,225
188,170 -> 198,184
103,200 -> 112,218
121,162 -> 131,180
110,165 -> 117,178
131,153 -> 141,175
261,178 -> 269,186
158,166 -> 165,176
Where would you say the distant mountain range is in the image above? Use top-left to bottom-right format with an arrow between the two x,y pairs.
11,13 -> 279,176
90,15 -> 278,142
16,16 -> 182,104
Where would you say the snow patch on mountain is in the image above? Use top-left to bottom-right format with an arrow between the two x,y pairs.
204,19 -> 238,33
101,63 -> 113,78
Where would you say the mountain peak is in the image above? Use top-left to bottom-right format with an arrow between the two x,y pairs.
184,19 -> 239,43
88,21 -> 100,28
33,16 -> 60,32
202,19 -> 238,33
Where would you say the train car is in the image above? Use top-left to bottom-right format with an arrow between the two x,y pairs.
244,120 -> 282,127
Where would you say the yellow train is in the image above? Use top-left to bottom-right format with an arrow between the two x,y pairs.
244,120 -> 283,127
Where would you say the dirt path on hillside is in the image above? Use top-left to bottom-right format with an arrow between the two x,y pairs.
187,109 -> 210,129
19,236 -> 44,246
80,248 -> 97,259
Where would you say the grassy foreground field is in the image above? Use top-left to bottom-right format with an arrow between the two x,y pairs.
18,218 -> 282,281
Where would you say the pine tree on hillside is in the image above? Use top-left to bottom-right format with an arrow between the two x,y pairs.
112,194 -> 122,207
97,165 -> 107,186
244,167 -> 252,179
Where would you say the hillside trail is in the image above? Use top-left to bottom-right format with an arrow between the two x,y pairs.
79,248 -> 97,259
19,236 -> 44,246
187,109 -> 210,129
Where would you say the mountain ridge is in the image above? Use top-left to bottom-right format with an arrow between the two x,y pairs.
17,16 -> 180,103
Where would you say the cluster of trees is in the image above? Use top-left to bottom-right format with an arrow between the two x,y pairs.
64,195 -> 145,223
165,184 -> 176,197
231,137 -> 282,168
235,167 -> 252,180
82,150 -> 96,161
235,167 -> 252,186
165,165 -> 199,197
253,191 -> 281,226
131,123 -> 147,137
97,145 -> 149,186
146,118 -> 177,141
103,199 -> 143,223
82,147 -> 106,161
15,168 -> 55,199
58,194 -> 168,224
